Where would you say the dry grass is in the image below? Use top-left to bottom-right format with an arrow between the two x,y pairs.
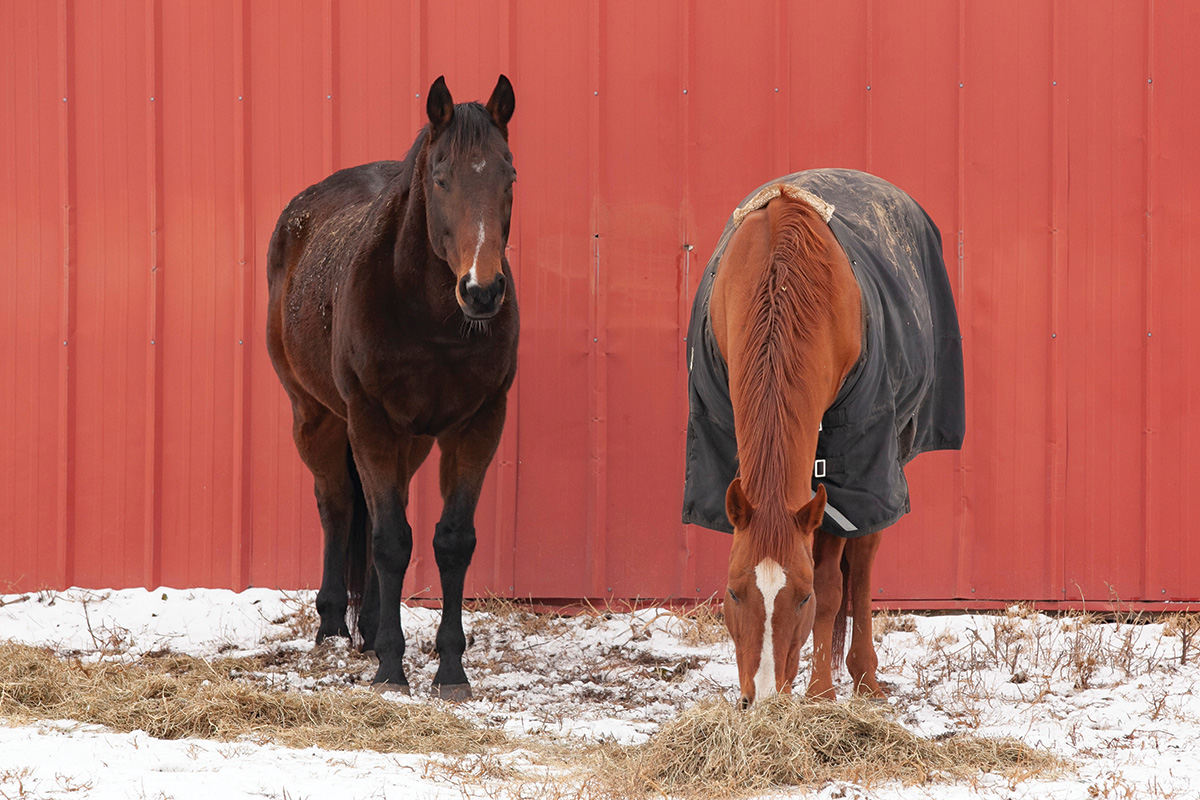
0,643 -> 506,755
595,694 -> 1064,798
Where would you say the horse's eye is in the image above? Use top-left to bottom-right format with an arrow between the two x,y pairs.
727,588 -> 740,604
799,592 -> 813,608
434,177 -> 448,190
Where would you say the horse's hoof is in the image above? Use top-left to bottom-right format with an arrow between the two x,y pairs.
433,683 -> 473,702
371,682 -> 411,696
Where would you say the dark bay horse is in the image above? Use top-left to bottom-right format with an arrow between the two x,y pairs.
266,75 -> 518,699
684,170 -> 965,706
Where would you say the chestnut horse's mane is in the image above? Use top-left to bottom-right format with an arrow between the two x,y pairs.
734,194 -> 838,564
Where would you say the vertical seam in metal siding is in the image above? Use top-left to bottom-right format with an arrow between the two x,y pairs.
323,0 -> 337,175
496,0 -> 519,597
586,0 -> 607,597
231,0 -> 253,590
1048,0 -> 1069,600
143,0 -> 164,590
953,0 -> 970,601
1141,0 -> 1156,600
56,0 -> 77,590
679,0 -> 694,596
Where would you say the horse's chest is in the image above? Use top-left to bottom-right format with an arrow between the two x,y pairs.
362,339 -> 514,434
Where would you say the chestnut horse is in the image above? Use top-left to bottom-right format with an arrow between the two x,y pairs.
685,170 -> 964,707
266,75 -> 518,699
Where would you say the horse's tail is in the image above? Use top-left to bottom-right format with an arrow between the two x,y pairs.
344,443 -> 371,645
831,551 -> 850,675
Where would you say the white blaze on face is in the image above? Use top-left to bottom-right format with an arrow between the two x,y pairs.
472,158 -> 486,174
467,219 -> 485,288
753,558 -> 787,701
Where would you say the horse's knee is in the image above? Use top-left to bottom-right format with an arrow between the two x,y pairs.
372,522 -> 413,574
433,522 -> 476,571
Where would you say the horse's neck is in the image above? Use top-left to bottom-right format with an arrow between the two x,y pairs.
714,208 -> 852,513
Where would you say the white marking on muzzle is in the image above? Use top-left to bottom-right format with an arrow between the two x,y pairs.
467,219 -> 485,288
753,559 -> 786,701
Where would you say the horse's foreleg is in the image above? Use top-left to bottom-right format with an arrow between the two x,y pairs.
348,407 -> 419,693
845,532 -> 886,699
355,435 -> 433,655
431,396 -> 508,701
807,530 -> 847,699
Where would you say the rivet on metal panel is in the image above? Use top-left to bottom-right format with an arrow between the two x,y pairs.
866,85 -> 871,91
150,97 -> 155,102
1053,81 -> 1057,86
415,93 -> 420,98
959,83 -> 964,88
62,97 -> 67,102
683,244 -> 693,251
63,341 -> 67,346
774,88 -> 779,92
1052,333 -> 1057,338
971,588 -> 976,593
1148,78 -> 1153,84
150,340 -> 156,345
1148,332 -> 1153,337
327,95 -> 332,100
1162,588 -> 1167,594
593,90 -> 599,96
238,96 -> 243,101
683,89 -> 688,94
238,340 -> 243,345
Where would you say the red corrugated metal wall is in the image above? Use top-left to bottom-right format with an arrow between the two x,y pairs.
3,1 -> 1198,605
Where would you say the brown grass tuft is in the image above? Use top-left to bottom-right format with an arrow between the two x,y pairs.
596,694 -> 1064,798
0,643 -> 506,755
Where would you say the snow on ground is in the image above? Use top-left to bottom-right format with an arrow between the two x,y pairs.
1,587 -> 1198,799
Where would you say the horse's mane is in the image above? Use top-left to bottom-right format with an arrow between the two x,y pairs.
734,194 -> 837,563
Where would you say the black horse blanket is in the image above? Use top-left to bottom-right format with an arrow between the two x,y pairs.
682,169 -> 965,537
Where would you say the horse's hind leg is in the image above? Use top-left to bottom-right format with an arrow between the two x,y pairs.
290,402 -> 358,644
431,396 -> 508,701
844,531 -> 886,699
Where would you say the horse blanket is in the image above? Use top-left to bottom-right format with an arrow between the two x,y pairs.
682,169 -> 965,537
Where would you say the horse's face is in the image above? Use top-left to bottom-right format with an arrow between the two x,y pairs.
723,481 -> 827,708
424,75 -> 517,321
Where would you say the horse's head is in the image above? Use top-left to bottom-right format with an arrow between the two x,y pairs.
423,75 -> 517,320
723,480 -> 826,708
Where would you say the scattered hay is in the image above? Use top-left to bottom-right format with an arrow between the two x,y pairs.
0,643 -> 506,755
597,694 -> 1064,798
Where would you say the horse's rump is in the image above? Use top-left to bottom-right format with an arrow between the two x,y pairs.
683,168 -> 965,537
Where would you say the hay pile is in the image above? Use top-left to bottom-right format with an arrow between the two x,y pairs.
0,643 -> 505,755
600,694 -> 1063,797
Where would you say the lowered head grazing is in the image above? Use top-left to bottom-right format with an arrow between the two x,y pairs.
423,74 -> 516,321
724,480 -> 827,708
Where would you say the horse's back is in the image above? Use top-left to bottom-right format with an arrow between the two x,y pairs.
266,161 -> 405,414
267,161 -> 403,288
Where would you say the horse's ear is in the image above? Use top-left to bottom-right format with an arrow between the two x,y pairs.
726,478 -> 754,531
795,484 -> 827,534
486,74 -> 515,136
426,76 -> 454,134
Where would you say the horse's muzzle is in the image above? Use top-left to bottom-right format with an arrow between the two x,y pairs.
458,273 -> 506,319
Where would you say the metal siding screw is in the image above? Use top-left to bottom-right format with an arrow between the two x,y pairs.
594,90 -> 598,96
683,88 -> 687,94
866,85 -> 871,90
